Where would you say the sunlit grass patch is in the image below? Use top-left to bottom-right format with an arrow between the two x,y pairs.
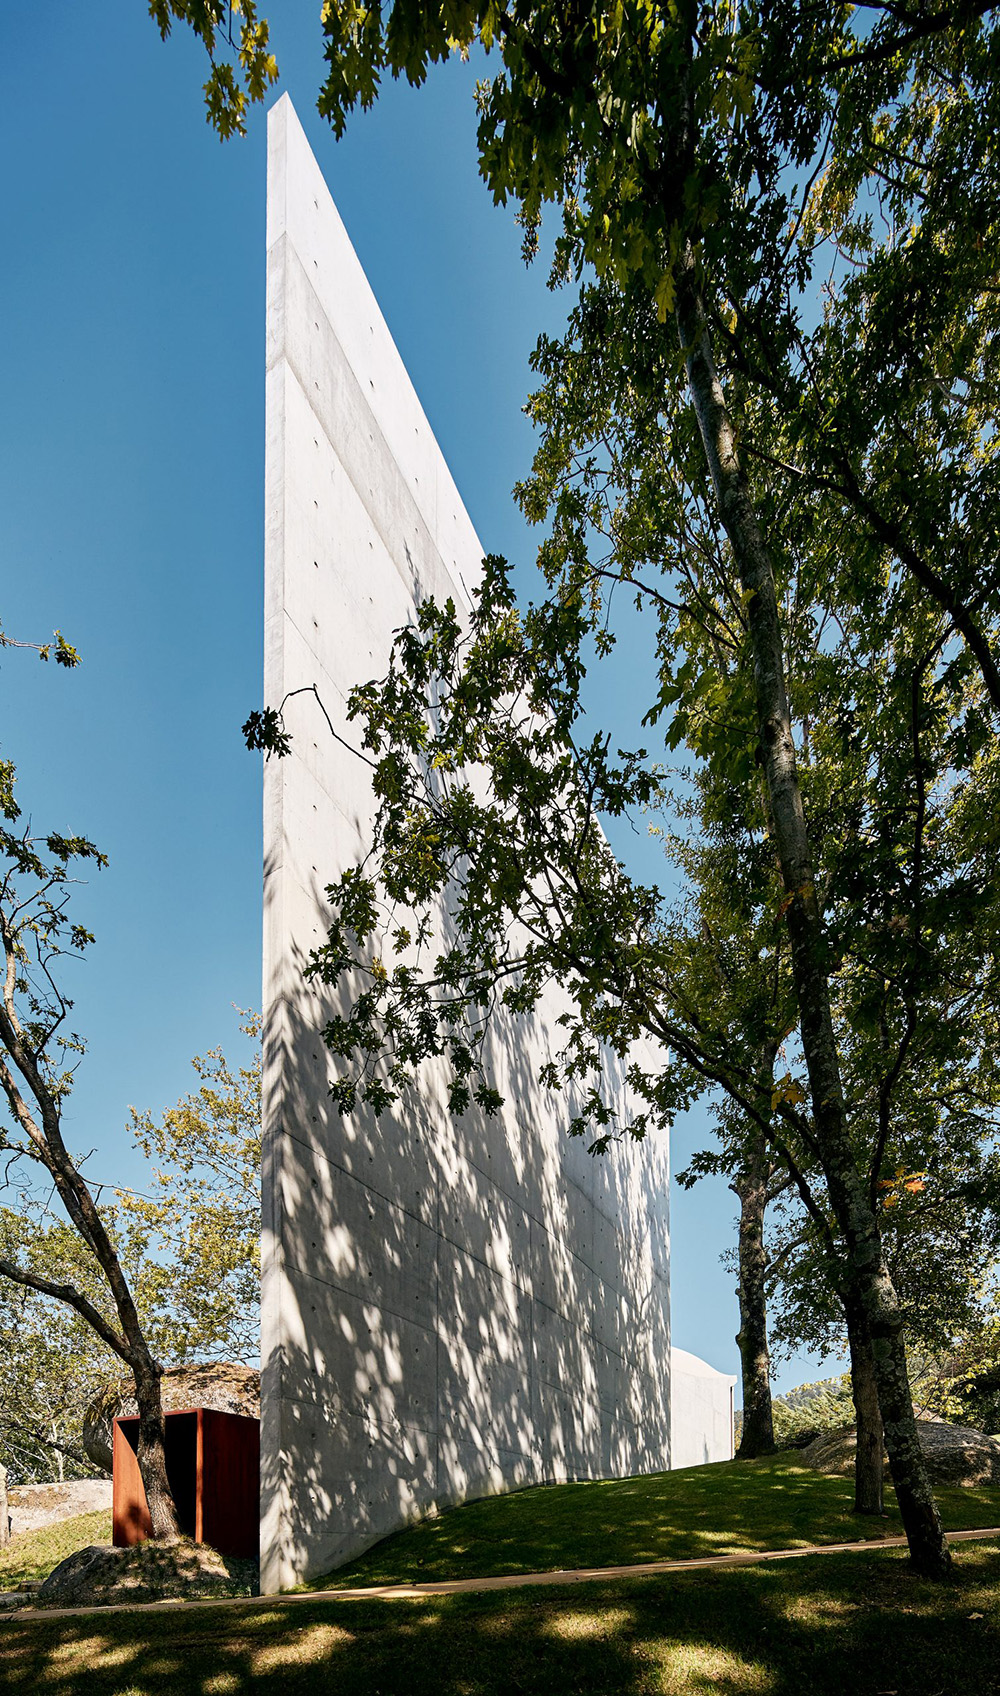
779,1593 -> 855,1624
645,1638 -> 776,1692
0,1510 -> 112,1591
54,1638 -> 139,1671
44,1634 -> 110,1666
544,1606 -> 634,1639
251,1622 -> 354,1672
316,1453 -> 1000,1586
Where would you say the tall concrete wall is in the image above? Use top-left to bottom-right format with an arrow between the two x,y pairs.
261,94 -> 672,1593
670,1348 -> 736,1469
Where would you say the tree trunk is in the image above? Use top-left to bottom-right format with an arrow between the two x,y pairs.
0,1463 -> 9,1548
846,1295 -> 885,1514
675,251 -> 950,1578
130,1356 -> 178,1541
0,863 -> 181,1542
735,1136 -> 775,1457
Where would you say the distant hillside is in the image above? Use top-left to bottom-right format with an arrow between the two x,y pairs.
734,1375 -> 856,1448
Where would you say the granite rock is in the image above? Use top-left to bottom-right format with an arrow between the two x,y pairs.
83,1362 -> 259,1472
802,1419 -> 1000,1486
34,1536 -> 258,1608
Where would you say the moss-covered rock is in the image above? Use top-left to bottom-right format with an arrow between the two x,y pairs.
802,1420 -> 1000,1486
33,1535 -> 258,1608
83,1362 -> 259,1471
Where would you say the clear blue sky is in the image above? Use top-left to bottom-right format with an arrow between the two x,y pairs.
1,3 -> 838,1395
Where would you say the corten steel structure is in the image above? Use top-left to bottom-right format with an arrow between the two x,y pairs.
113,1409 -> 260,1557
262,95 -> 679,1594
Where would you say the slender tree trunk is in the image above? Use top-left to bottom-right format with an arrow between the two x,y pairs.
56,1187 -> 180,1537
0,1463 -> 9,1548
846,1294 -> 885,1514
0,873 -> 180,1541
131,1355 -> 177,1540
675,252 -> 950,1578
0,1002 -> 181,1533
735,1136 -> 775,1457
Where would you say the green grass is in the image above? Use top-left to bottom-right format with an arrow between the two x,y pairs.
318,1454 -> 1000,1587
0,1510 -> 112,1592
2,1541 -> 999,1694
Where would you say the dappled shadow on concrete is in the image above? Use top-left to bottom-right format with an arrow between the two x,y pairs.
263,111 -> 673,1592
4,1544 -> 1000,1696
262,857 -> 671,1587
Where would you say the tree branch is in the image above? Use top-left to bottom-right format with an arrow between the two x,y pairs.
0,1258 -> 130,1363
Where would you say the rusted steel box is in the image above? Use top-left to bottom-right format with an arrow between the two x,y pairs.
112,1407 -> 259,1557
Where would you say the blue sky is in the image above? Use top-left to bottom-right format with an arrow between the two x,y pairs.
1,3 -> 839,1394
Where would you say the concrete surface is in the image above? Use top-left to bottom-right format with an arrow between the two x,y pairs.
670,1347 -> 737,1468
261,95 -> 674,1591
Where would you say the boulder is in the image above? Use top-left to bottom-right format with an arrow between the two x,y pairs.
6,1479 -> 112,1536
83,1362 -> 260,1472
33,1536 -> 258,1608
802,1419 -> 1000,1487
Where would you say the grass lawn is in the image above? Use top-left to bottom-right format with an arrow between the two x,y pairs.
2,1541 -> 999,1694
0,1512 -> 112,1592
319,1453 -> 1000,1587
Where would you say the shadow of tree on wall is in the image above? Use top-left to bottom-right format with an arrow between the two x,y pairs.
262,838 -> 671,1586
5,1547 -> 1000,1695
264,97 -> 679,1591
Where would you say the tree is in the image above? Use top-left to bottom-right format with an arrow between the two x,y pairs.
0,1212 -> 116,1485
497,8 -> 997,1576
0,1014 -> 261,1484
653,770 -> 796,1460
0,621 -> 187,1521
1,591 -> 261,1512
117,1012 -> 261,1366
173,0 -> 1000,1576
651,478 -> 1000,1505
0,767 -> 182,1536
767,1375 -> 856,1447
770,1135 -> 1000,1438
519,270 -> 1000,1506
921,1297 -> 1000,1434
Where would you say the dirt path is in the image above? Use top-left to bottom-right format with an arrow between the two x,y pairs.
2,1525 -> 998,1621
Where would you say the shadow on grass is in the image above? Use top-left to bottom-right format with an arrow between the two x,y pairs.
317,1454 -> 1000,1587
3,1544 -> 999,1696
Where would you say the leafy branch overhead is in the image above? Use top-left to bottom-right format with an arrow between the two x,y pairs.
150,0 -> 279,138
0,623 -> 80,669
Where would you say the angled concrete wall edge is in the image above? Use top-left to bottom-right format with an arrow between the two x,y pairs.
260,94 -> 672,1592
670,1347 -> 738,1469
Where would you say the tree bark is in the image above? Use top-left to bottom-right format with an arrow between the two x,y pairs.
735,1134 -> 775,1457
846,1295 -> 885,1514
0,905 -> 180,1542
0,1462 -> 9,1548
0,1257 -> 180,1542
131,1356 -> 177,1540
675,251 -> 950,1578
